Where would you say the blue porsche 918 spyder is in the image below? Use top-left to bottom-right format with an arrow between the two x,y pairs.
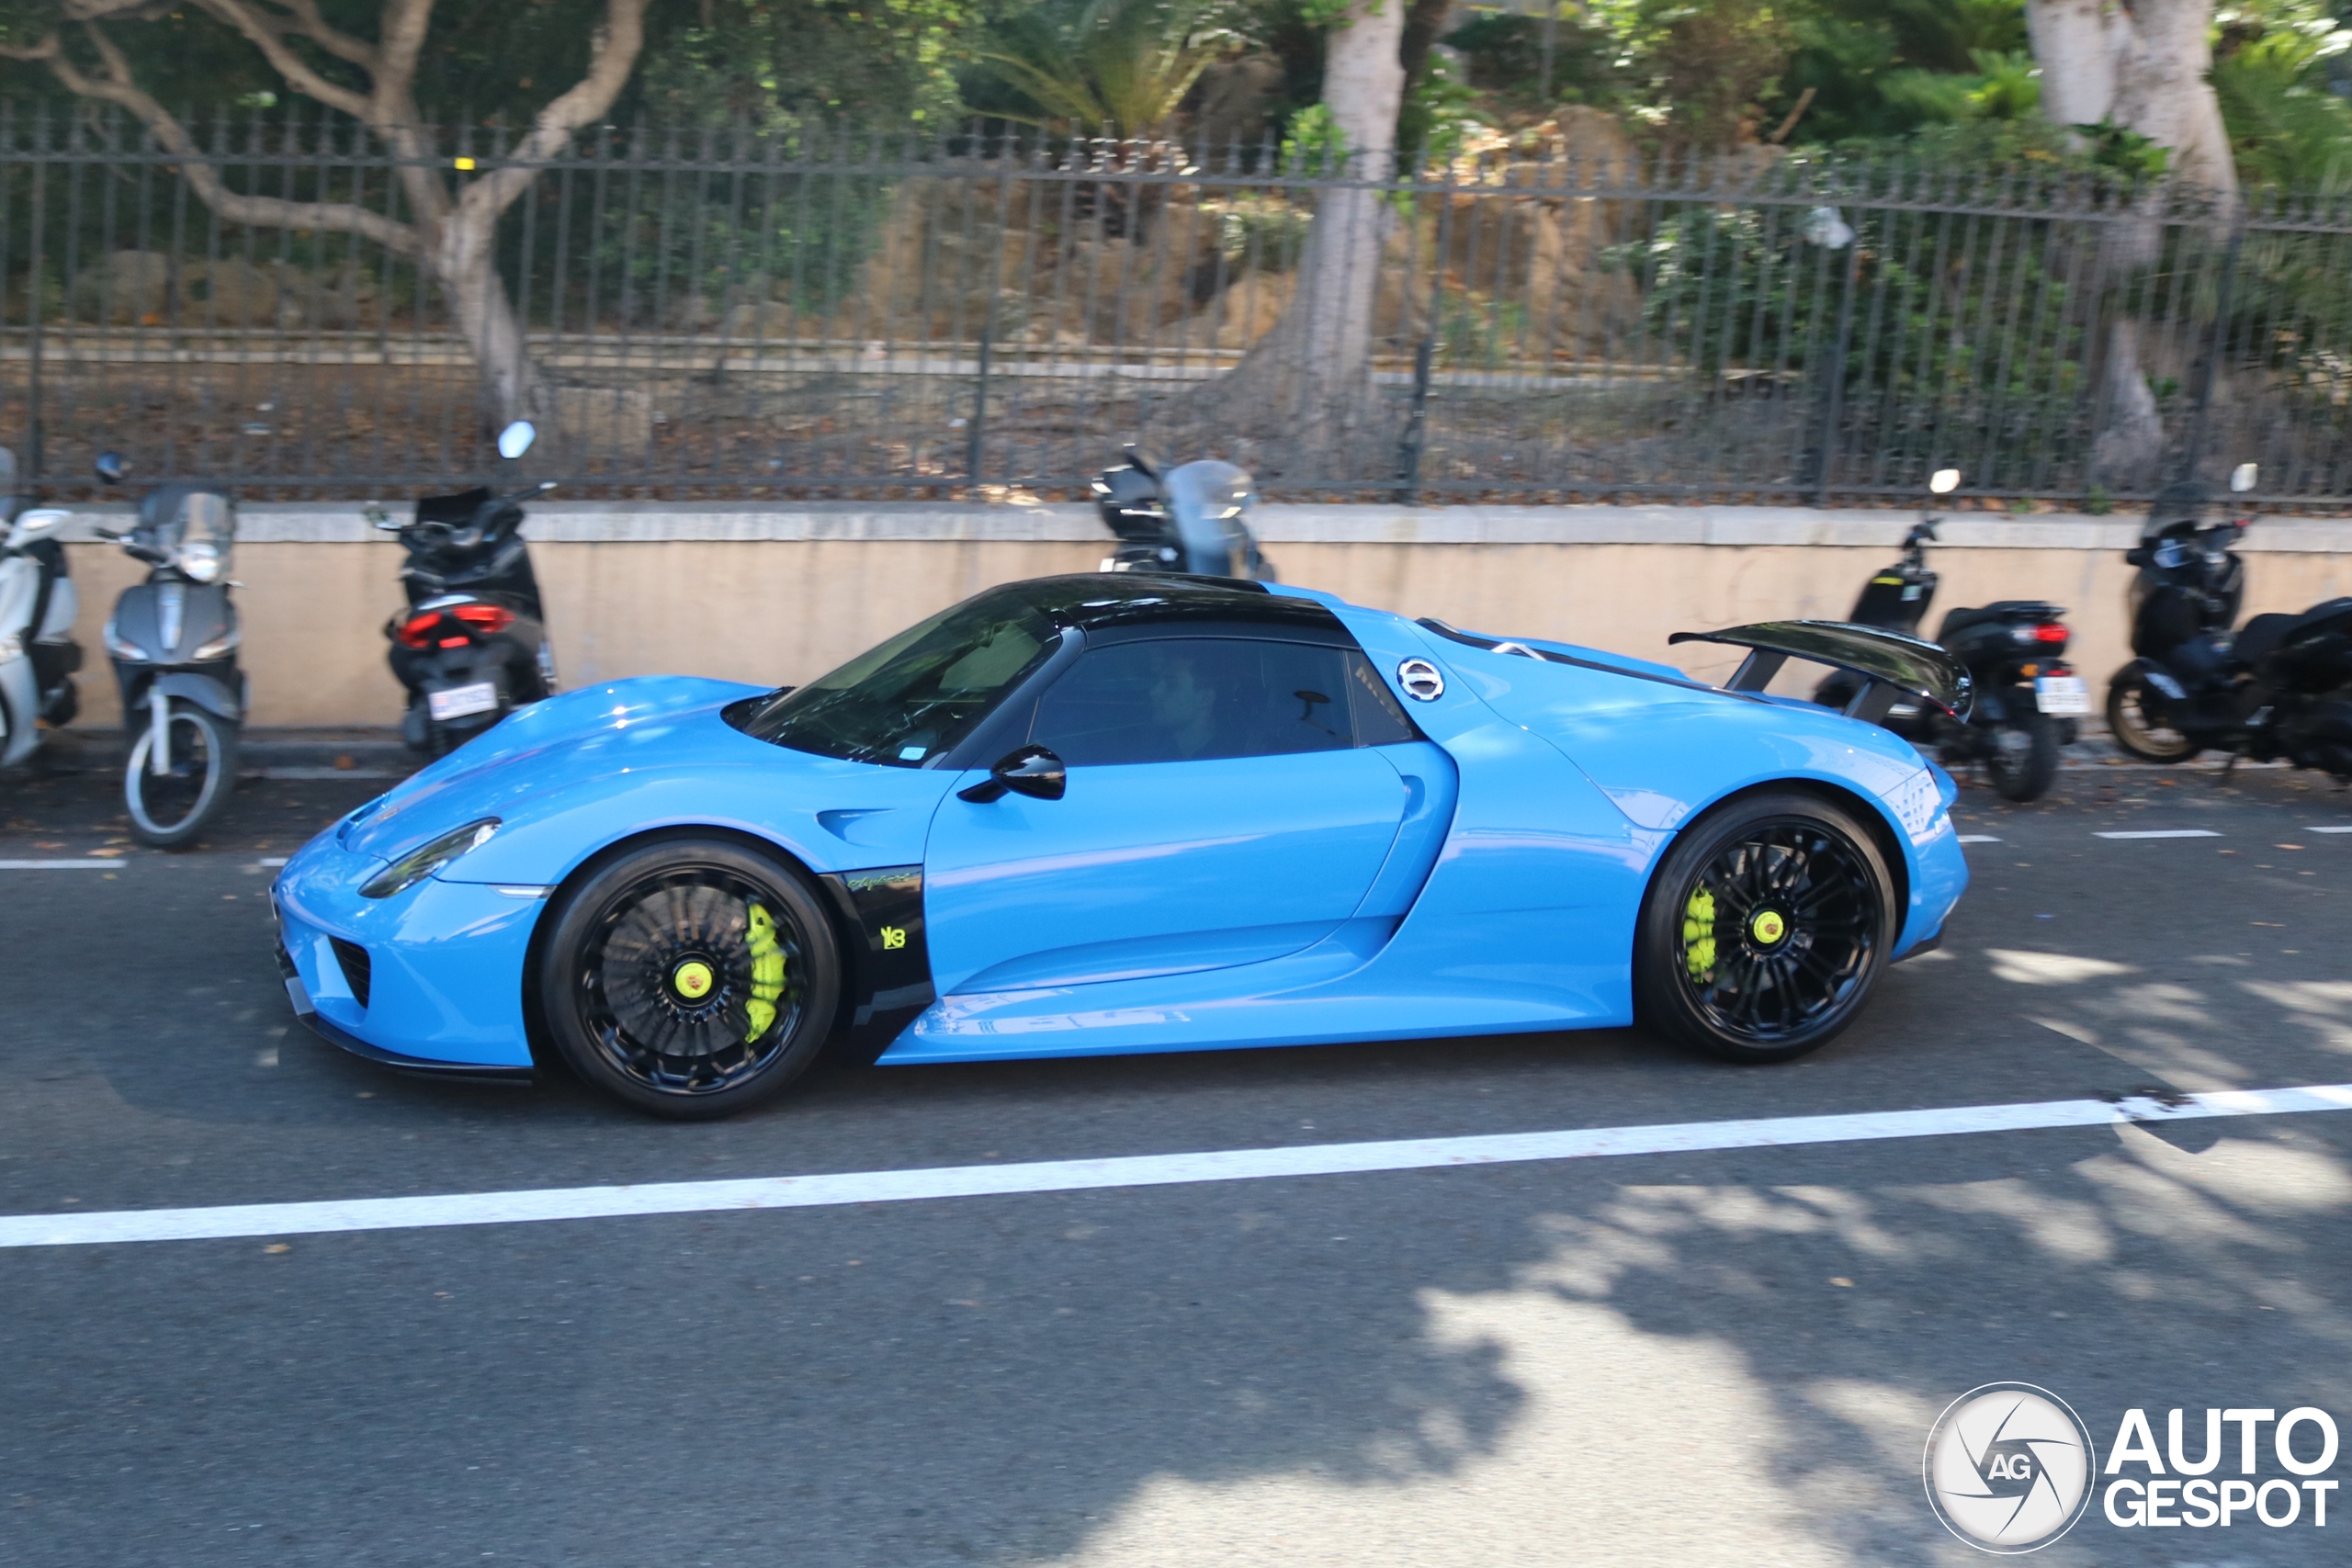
273,573 -> 1970,1118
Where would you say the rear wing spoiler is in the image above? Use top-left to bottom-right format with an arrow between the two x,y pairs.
1668,620 -> 1973,723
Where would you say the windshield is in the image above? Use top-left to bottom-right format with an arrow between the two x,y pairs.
727,591 -> 1061,766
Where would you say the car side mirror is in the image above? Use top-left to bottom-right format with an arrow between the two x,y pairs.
957,744 -> 1067,804
95,450 -> 127,485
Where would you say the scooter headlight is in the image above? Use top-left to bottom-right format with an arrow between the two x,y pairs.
359,818 -> 501,899
179,536 -> 227,583
191,627 -> 242,661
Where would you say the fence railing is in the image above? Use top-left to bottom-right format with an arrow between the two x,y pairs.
4,105 -> 2350,505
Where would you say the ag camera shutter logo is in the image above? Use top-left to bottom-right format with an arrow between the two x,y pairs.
1923,1383 -> 2098,1552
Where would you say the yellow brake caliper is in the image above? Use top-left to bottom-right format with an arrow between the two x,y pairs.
1682,887 -> 1717,980
744,902 -> 787,1042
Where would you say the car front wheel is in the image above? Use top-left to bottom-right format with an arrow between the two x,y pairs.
541,838 -> 841,1120
1634,791 -> 1895,1065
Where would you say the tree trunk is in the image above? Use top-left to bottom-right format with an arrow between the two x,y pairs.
1170,1 -> 1406,479
431,206 -> 541,429
2025,0 -> 2234,488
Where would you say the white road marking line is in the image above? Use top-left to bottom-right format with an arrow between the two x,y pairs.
2095,829 -> 2222,840
0,859 -> 114,870
1957,835 -> 2002,843
2308,827 -> 2352,834
6,1082 -> 2350,1250
256,857 -> 288,868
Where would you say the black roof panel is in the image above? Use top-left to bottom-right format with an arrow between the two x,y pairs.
997,574 -> 1345,637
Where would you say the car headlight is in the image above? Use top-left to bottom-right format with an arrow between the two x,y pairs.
179,536 -> 226,583
359,818 -> 501,899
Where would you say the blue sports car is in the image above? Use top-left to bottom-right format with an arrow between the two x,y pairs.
273,574 -> 1970,1118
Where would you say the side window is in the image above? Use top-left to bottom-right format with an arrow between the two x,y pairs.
1032,638 -> 1357,765
1344,650 -> 1419,745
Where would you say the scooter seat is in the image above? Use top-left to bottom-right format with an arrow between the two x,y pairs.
2233,599 -> 2352,665
1934,601 -> 2062,641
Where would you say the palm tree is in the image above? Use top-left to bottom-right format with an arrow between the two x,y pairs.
978,0 -> 1235,134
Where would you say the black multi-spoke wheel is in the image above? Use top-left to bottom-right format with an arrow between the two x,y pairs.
1635,792 -> 1895,1064
540,838 -> 840,1119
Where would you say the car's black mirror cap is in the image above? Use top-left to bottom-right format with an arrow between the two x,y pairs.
958,744 -> 1067,804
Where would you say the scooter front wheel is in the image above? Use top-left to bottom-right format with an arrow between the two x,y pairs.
2106,672 -> 2199,763
126,702 -> 239,850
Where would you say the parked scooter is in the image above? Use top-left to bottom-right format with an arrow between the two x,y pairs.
1817,468 -> 2089,802
0,451 -> 83,772
1091,448 -> 1274,580
91,451 -> 246,847
366,421 -> 557,755
2106,463 -> 2352,776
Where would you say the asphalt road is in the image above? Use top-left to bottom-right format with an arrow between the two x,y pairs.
4,750 -> 2350,1566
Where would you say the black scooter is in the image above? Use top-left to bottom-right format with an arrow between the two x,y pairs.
1818,468 -> 2086,803
91,451 -> 247,848
1091,448 -> 1274,580
367,421 -> 557,754
2107,463 -> 2352,776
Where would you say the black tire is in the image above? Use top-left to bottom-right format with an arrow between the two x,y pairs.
2106,670 -> 2199,763
124,703 -> 238,850
539,838 -> 841,1120
1634,791 -> 1896,1065
1985,707 -> 2060,802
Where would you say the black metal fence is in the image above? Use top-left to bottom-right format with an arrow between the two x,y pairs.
4,104 -> 2349,504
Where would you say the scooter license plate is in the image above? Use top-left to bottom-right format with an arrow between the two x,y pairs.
2033,675 -> 2092,715
427,682 -> 500,722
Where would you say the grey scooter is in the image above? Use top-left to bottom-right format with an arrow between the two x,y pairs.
92,451 -> 246,849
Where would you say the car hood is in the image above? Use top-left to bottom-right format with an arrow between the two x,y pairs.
340,676 -> 770,863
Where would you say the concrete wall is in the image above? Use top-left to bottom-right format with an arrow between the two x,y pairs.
52,502 -> 2352,729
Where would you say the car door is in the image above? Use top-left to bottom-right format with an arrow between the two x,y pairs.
922,632 -> 1420,995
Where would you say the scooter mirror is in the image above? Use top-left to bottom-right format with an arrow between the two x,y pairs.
496,421 -> 537,460
94,450 -> 127,485
2230,462 -> 2258,493
1928,468 -> 1962,495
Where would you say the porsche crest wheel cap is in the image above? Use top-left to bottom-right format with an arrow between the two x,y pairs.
672,959 -> 716,1000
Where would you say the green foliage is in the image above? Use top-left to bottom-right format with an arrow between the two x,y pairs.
1597,166 -> 2097,470
1396,39 -> 1487,161
1279,100 -> 1346,170
2071,120 -> 2175,181
2213,1 -> 2352,190
1441,11 -> 1621,105
974,0 -> 1234,131
641,0 -> 980,130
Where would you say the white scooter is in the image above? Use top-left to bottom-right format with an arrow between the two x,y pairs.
0,446 -> 83,770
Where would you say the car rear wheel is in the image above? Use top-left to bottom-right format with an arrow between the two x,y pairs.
1634,792 -> 1894,1065
541,839 -> 841,1120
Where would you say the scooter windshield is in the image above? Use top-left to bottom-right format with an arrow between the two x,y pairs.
1163,460 -> 1257,578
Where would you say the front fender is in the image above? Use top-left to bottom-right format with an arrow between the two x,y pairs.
153,671 -> 242,721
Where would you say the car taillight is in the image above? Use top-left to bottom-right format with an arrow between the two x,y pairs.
396,612 -> 441,649
450,604 -> 515,635
2034,623 -> 2069,644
